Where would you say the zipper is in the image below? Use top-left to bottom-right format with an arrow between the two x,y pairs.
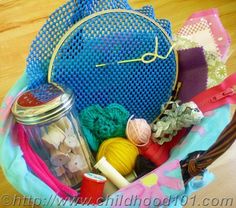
192,73 -> 236,113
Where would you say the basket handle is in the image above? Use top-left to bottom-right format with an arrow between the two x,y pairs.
181,111 -> 236,184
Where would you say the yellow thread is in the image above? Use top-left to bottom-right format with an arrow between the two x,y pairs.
97,137 -> 139,176
96,37 -> 175,67
95,63 -> 107,68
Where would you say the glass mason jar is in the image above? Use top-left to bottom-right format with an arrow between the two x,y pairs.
12,83 -> 94,187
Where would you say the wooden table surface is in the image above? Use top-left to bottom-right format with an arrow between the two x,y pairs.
0,0 -> 236,207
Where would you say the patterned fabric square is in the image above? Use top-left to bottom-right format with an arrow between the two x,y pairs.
187,9 -> 231,61
178,19 -> 220,57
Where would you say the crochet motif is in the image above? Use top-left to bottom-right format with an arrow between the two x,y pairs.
79,103 -> 130,151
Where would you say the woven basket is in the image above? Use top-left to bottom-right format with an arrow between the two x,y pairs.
0,1 -> 235,207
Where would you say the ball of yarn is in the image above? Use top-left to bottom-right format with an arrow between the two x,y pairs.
126,118 -> 151,146
97,138 -> 139,176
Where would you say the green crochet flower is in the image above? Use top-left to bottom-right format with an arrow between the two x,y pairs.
79,104 -> 130,151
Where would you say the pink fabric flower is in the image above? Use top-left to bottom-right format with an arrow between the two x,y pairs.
112,160 -> 184,208
204,111 -> 215,117
191,126 -> 206,136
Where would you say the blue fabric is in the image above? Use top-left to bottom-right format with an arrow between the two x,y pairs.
169,105 -> 230,161
26,0 -> 172,90
26,0 -> 174,123
167,171 -> 215,208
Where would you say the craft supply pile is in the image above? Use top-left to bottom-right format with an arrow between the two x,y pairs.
2,1 -> 236,206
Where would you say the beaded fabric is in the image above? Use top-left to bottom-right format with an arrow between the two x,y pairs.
26,0 -> 177,122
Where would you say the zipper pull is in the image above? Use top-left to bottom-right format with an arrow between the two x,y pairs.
210,88 -> 235,103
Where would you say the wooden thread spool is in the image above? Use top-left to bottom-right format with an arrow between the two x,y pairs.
50,149 -> 70,167
42,126 -> 65,150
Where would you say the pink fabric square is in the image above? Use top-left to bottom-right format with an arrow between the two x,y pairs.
178,18 -> 220,57
184,9 -> 231,61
